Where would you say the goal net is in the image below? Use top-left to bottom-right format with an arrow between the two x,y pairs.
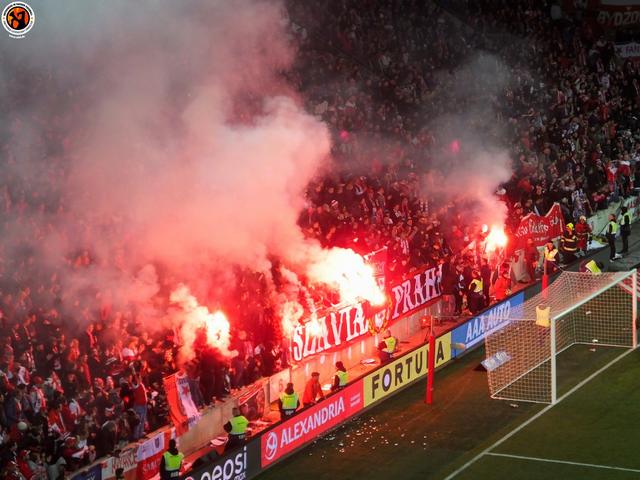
484,270 -> 637,404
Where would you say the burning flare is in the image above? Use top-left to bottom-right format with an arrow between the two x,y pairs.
307,248 -> 386,306
170,284 -> 235,359
484,225 -> 508,253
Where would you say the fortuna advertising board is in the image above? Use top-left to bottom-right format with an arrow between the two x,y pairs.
181,441 -> 261,480
451,292 -> 525,353
363,332 -> 452,407
290,265 -> 442,362
261,381 -> 364,466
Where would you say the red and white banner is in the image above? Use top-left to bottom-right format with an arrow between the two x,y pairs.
289,264 -> 441,363
364,247 -> 387,290
101,449 -> 137,480
261,381 -> 363,466
135,430 -> 169,480
163,371 -> 201,436
514,203 -> 565,248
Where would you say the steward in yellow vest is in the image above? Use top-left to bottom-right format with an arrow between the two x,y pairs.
278,382 -> 299,420
543,241 -> 559,274
378,329 -> 398,364
331,361 -> 348,392
580,259 -> 603,275
224,407 -> 249,450
467,270 -> 485,314
607,213 -> 622,261
160,440 -> 184,480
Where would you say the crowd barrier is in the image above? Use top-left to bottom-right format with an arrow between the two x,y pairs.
71,267 -> 443,480
180,287 -> 532,480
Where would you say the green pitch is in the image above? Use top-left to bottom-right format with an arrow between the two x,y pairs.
257,345 -> 640,480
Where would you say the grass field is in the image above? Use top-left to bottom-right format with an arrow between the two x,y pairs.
257,344 -> 640,480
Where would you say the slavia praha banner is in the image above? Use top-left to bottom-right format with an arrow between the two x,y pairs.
290,263 -> 442,363
514,202 -> 564,248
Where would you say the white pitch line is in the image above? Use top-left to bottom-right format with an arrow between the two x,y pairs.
485,452 -> 640,474
443,348 -> 636,480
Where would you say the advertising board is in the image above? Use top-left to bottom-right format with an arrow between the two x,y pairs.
182,441 -> 261,480
451,292 -> 525,354
362,332 -> 452,407
260,381 -> 364,467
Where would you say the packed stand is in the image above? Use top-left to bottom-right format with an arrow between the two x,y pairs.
4,0 -> 640,477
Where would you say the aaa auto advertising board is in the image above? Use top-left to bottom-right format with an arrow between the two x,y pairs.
451,292 -> 525,355
261,381 -> 364,466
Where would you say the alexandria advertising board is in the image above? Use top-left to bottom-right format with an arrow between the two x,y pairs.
451,291 -> 525,355
261,381 -> 364,467
181,441 -> 261,480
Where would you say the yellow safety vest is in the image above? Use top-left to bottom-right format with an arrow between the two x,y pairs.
336,370 -> 348,387
229,415 -> 249,435
163,452 -> 184,476
609,221 -> 618,235
280,392 -> 298,411
585,260 -> 601,274
383,336 -> 397,353
470,279 -> 483,293
544,248 -> 558,262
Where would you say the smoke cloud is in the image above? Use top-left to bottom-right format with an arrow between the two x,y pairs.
0,0 -> 336,339
420,53 -> 514,227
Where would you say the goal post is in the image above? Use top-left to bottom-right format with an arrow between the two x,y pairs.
484,270 -> 638,404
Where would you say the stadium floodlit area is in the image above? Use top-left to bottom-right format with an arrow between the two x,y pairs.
258,333 -> 640,479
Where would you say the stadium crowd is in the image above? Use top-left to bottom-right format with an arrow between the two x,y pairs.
2,0 -> 640,478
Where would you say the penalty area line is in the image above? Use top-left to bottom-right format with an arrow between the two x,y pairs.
442,348 -> 636,480
485,452 -> 640,474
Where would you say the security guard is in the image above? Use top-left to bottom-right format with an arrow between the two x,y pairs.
159,439 -> 184,480
223,407 -> 249,450
607,213 -> 622,261
543,241 -> 559,274
580,259 -> 603,275
278,382 -> 299,420
560,224 -> 578,264
331,361 -> 348,391
620,206 -> 632,254
378,329 -> 398,364
467,270 -> 484,314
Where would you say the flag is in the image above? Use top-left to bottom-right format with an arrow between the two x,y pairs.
163,372 -> 200,436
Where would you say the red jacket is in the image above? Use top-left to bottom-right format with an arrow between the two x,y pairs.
132,382 -> 147,407
575,222 -> 591,249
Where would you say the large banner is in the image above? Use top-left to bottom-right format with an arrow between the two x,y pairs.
135,430 -> 169,480
364,247 -> 388,290
260,381 -> 364,467
163,371 -> 201,436
182,441 -> 261,480
388,265 -> 442,320
101,448 -> 137,480
615,42 -> 640,59
289,264 -> 442,363
563,0 -> 640,28
362,332 -> 452,407
451,292 -> 525,355
238,383 -> 266,421
514,202 -> 564,248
